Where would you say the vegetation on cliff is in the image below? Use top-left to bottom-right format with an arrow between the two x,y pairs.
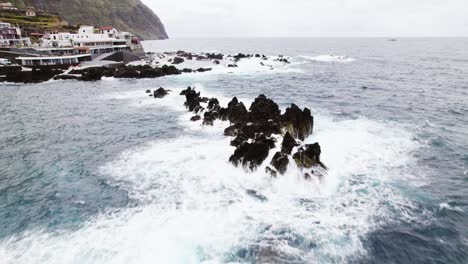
7,0 -> 168,39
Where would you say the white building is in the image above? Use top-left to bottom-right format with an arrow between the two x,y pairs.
0,2 -> 18,11
24,10 -> 36,17
0,22 -> 31,47
17,54 -> 92,67
40,25 -> 139,56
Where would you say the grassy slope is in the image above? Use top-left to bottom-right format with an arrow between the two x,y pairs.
8,0 -> 168,39
0,11 -> 74,38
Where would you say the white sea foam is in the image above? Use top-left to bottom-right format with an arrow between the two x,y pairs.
298,55 -> 356,63
0,91 -> 423,263
439,202 -> 463,212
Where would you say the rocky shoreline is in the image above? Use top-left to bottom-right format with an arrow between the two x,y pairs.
150,86 -> 326,179
0,51 -> 290,84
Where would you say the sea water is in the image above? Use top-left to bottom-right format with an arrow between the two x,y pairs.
0,38 -> 467,263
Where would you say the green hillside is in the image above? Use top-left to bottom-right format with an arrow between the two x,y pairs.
6,0 -> 168,40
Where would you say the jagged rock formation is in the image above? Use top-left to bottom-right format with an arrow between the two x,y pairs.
9,0 -> 168,39
176,87 -> 327,179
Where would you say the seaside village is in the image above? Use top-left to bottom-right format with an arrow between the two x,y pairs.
0,2 -> 144,70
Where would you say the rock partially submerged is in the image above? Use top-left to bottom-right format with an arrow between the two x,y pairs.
153,87 -> 171,98
169,86 -> 327,179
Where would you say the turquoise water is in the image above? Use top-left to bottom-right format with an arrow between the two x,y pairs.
0,38 -> 467,263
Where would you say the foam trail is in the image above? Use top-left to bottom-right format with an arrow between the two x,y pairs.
297,55 -> 356,63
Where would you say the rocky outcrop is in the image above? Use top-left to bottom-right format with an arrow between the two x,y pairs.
171,87 -> 327,179
153,87 -> 170,98
281,104 -> 314,141
69,65 -> 181,81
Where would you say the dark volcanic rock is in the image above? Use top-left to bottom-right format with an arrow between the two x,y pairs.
172,57 -> 185,64
207,98 -> 220,111
227,64 -> 238,68
206,53 -> 224,60
203,111 -> 216,126
173,87 -> 326,176
54,74 -> 78,80
184,88 -> 201,111
292,143 -> 324,169
270,152 -> 289,175
229,134 -> 274,171
114,67 -> 139,78
233,53 -> 248,62
79,67 -> 106,81
5,69 -> 63,83
226,97 -> 248,123
140,67 -> 164,78
249,94 -> 281,122
161,65 -> 181,75
281,132 -> 298,154
197,68 -> 212,73
190,115 -> 201,121
282,104 -> 314,141
153,87 -> 170,98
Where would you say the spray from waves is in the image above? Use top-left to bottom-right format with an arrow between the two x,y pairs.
296,55 -> 356,63
0,86 -> 428,263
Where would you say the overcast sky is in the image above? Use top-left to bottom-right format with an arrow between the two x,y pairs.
142,0 -> 468,38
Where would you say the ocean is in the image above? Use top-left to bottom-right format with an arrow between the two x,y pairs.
0,38 -> 467,263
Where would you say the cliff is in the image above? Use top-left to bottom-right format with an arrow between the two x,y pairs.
7,0 -> 168,40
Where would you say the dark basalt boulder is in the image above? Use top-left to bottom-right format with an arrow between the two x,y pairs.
180,86 -> 193,95
230,133 -> 248,147
203,111 -> 216,126
140,67 -> 164,78
181,68 -> 193,73
172,57 -> 185,64
82,69 -> 103,81
234,53 -> 248,62
161,65 -> 181,75
282,104 -> 314,141
227,64 -> 238,68
207,98 -> 220,111
213,60 -> 220,65
114,67 -> 139,78
239,121 -> 282,139
190,115 -> 201,121
193,105 -> 204,114
145,89 -> 151,93
249,94 -> 281,122
184,89 -> 202,112
5,69 -> 63,83
255,54 -> 261,58
270,152 -> 289,175
206,53 -> 224,60
226,97 -> 248,123
281,132 -> 298,154
54,74 -> 78,80
197,68 -> 212,73
292,143 -> 324,169
79,67 -> 106,81
229,134 -> 274,171
153,87 -> 170,98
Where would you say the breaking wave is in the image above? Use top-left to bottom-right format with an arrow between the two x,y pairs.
0,87 -> 426,264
